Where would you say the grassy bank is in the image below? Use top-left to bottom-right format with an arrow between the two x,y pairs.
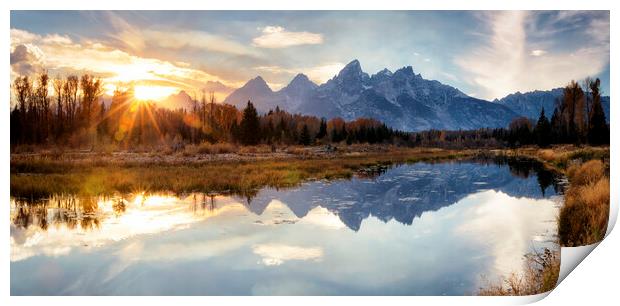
479,145 -> 609,295
11,147 -> 476,199
501,145 -> 610,246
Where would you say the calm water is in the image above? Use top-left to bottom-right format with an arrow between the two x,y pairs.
10,159 -> 564,295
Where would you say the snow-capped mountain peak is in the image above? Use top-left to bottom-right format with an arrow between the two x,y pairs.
224,59 -> 527,131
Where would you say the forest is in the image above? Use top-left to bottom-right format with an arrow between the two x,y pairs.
10,73 -> 609,150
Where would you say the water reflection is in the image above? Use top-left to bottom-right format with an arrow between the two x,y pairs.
11,159 -> 563,295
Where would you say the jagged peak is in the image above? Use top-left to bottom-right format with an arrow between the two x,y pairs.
394,65 -> 415,76
375,68 -> 393,77
338,59 -> 363,76
345,59 -> 361,68
243,75 -> 272,91
281,73 -> 318,92
290,73 -> 312,84
249,75 -> 267,84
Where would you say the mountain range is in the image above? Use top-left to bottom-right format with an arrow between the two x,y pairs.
164,59 -> 610,131
495,88 -> 610,123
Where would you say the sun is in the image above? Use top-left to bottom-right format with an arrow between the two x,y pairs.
133,85 -> 177,101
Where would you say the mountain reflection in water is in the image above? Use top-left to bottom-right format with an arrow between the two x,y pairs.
10,159 -> 564,295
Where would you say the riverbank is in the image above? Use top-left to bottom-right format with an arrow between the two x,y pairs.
492,145 -> 610,246
11,146 -> 477,199
478,145 -> 609,295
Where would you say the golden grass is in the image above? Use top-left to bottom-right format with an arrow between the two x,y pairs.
10,148 -> 476,199
559,171 -> 609,246
498,147 -> 610,247
566,160 -> 606,186
196,142 -> 239,154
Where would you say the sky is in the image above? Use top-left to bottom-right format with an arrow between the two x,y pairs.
10,11 -> 610,102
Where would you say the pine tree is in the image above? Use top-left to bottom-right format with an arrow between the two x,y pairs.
588,78 -> 609,145
299,124 -> 311,146
534,108 -> 552,147
239,100 -> 260,145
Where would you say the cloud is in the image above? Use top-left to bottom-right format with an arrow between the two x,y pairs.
10,44 -> 45,75
456,11 -> 609,100
254,62 -> 344,84
142,30 -> 253,55
10,28 -> 238,100
252,26 -> 323,48
252,243 -> 323,266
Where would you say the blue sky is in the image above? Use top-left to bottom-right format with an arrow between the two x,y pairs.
10,11 -> 610,101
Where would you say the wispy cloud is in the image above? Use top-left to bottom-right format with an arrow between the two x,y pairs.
142,29 -> 253,56
252,26 -> 323,48
456,11 -> 609,100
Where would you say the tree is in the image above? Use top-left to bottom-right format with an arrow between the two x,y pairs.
316,117 -> 327,140
299,124 -> 312,145
534,108 -> 552,147
508,117 -> 533,146
239,100 -> 260,145
560,81 -> 586,144
587,78 -> 609,145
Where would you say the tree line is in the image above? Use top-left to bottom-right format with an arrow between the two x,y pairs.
10,72 -> 407,148
408,78 -> 609,148
10,73 -> 609,150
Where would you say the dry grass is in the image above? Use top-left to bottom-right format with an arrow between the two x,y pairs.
479,248 -> 560,296
559,160 -> 609,246
566,160 -> 606,186
238,145 -> 274,154
503,147 -> 610,247
196,142 -> 239,154
11,148 -> 476,199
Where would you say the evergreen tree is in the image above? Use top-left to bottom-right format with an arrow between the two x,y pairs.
534,108 -> 552,147
588,78 -> 609,145
239,100 -> 260,145
316,118 -> 327,140
299,124 -> 311,146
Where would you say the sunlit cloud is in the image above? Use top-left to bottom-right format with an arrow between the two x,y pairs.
252,26 -> 323,49
456,11 -> 609,100
10,28 -> 237,102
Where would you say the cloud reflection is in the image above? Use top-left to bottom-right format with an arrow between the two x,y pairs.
252,243 -> 323,266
